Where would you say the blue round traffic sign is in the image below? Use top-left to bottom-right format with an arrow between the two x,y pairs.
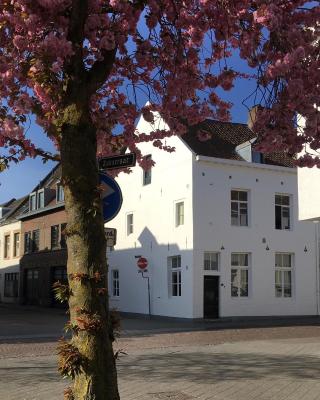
99,173 -> 123,222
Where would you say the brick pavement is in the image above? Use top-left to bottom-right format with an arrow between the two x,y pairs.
1,336 -> 320,400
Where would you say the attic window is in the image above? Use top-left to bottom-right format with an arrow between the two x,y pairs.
252,151 -> 264,164
29,193 -> 36,211
56,183 -> 65,203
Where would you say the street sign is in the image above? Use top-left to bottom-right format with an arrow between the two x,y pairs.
99,153 -> 136,171
137,257 -> 148,270
99,173 -> 123,222
104,228 -> 117,247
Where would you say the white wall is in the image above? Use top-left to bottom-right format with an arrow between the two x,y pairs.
297,115 -> 320,221
298,166 -> 320,221
192,157 -> 317,318
108,115 -> 195,318
0,220 -> 21,303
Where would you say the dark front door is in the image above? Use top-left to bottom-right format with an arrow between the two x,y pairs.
203,276 -> 219,319
25,269 -> 40,305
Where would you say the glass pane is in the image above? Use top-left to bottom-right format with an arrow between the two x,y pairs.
275,270 -> 282,297
172,271 -> 177,284
231,191 -> 238,201
275,205 -> 282,229
204,253 -> 211,270
240,269 -> 248,297
231,269 -> 238,297
282,196 -> 290,206
239,191 -> 248,201
275,195 -> 282,205
282,207 -> 290,229
239,253 -> 248,266
275,253 -> 282,268
283,271 -> 292,297
231,254 -> 239,266
282,254 -> 291,268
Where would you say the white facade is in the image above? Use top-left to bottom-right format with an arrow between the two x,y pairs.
108,116 -> 318,319
0,220 -> 21,303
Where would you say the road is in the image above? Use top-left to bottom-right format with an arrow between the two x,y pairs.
1,305 -> 320,400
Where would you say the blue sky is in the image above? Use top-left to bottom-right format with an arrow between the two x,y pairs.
0,55 -> 257,204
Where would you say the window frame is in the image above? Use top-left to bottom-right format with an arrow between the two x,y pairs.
204,252 -> 220,271
275,194 -> 291,230
29,192 -> 37,211
37,189 -> 45,209
111,269 -> 120,297
4,272 -> 19,298
175,201 -> 184,227
142,155 -> 152,186
51,225 -> 60,250
231,252 -> 250,298
56,183 -> 65,203
275,252 -> 293,298
4,233 -> 10,259
168,255 -> 182,297
13,232 -> 20,258
231,190 -> 249,227
126,213 -> 134,236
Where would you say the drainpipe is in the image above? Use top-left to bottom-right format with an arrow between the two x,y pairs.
314,221 -> 320,316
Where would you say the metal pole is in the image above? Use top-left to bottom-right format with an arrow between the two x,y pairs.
140,271 -> 151,319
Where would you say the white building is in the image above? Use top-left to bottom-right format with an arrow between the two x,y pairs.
0,197 -> 27,303
108,116 -> 319,319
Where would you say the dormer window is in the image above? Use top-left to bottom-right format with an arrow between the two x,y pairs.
252,151 -> 264,164
29,193 -> 36,211
56,183 -> 65,203
29,188 -> 52,211
37,190 -> 44,208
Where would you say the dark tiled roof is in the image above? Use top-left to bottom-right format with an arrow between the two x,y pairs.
0,195 -> 28,225
181,120 -> 295,168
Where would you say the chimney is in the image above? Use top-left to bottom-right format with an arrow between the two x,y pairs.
247,105 -> 262,130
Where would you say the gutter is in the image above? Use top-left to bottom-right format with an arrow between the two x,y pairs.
195,155 -> 296,174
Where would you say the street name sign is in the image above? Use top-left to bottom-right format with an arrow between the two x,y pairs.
99,153 -> 136,171
99,173 -> 123,222
105,228 -> 117,247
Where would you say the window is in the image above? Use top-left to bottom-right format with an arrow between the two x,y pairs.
143,155 -> 152,185
275,253 -> 293,298
4,234 -> 10,258
231,253 -> 249,297
32,229 -> 40,252
51,225 -> 60,249
252,151 -> 264,163
127,213 -> 133,235
204,252 -> 219,271
231,190 -> 248,226
24,232 -> 32,254
168,255 -> 182,297
29,193 -> 36,211
275,194 -> 291,230
175,202 -> 184,227
60,223 -> 67,248
56,183 -> 65,202
24,230 -> 40,253
13,232 -> 20,257
112,270 -> 120,297
4,273 -> 19,297
37,190 -> 44,208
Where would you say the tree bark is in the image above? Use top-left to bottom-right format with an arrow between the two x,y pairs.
60,102 -> 120,400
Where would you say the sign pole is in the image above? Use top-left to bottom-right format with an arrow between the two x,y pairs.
141,271 -> 151,319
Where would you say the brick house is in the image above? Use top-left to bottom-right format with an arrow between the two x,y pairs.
18,165 -> 67,306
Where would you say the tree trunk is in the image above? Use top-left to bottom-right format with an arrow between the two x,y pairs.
60,102 -> 120,400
